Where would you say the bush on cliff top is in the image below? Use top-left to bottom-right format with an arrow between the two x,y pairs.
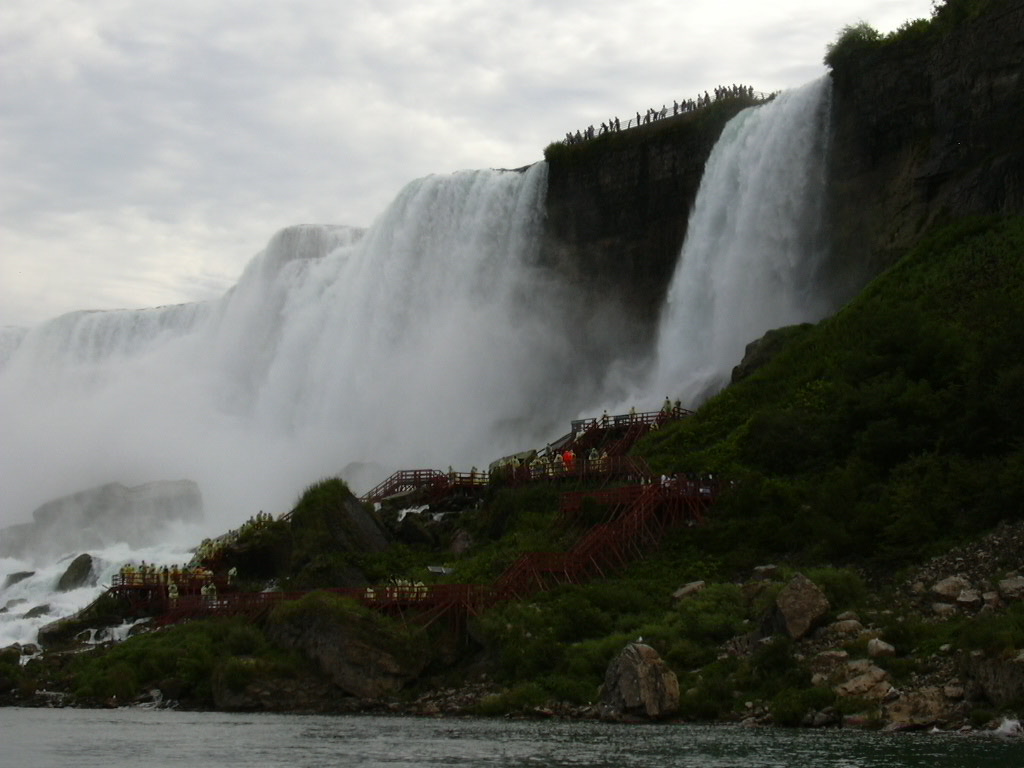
824,0 -> 1001,71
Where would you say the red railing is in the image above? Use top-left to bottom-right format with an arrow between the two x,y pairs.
113,407 -> 720,630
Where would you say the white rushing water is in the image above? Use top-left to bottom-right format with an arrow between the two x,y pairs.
0,164 -> 601,544
1,80 -> 840,647
645,77 -> 833,404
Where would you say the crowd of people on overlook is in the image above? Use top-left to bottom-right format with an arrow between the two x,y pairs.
561,83 -> 760,145
116,511 -> 277,604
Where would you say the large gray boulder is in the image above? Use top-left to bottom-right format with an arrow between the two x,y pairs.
965,651 -> 1024,707
56,554 -> 96,591
0,480 -> 203,560
774,573 -> 830,640
265,592 -> 430,699
599,643 -> 679,721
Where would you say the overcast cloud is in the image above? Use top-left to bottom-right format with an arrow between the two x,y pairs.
1,0 -> 934,328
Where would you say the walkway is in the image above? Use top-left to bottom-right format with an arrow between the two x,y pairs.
108,406 -> 720,630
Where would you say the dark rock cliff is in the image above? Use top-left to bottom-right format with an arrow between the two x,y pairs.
540,98 -> 757,353
540,1 -> 1023,336
826,0 -> 1024,292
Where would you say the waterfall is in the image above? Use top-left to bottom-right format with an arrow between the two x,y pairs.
0,163 -> 602,539
0,80 -> 841,648
0,79 -> 838,553
646,77 -> 834,405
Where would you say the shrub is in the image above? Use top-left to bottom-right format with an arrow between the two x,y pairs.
474,682 -> 548,715
771,686 -> 835,727
824,22 -> 882,70
804,568 -> 868,612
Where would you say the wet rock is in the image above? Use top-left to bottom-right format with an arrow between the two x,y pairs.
22,604 -> 51,619
599,642 -> 679,721
0,480 -> 203,560
774,573 -> 830,640
56,553 -> 96,591
3,571 -> 34,589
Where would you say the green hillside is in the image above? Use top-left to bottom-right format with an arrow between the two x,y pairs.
638,216 -> 1024,568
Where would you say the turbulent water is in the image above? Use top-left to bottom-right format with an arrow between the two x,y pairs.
4,710 -> 1024,768
1,78 -> 840,647
645,77 -> 833,404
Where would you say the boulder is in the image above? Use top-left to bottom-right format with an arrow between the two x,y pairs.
964,652 -> 1024,707
774,573 -> 830,640
22,604 -> 51,619
956,589 -> 983,612
932,576 -> 971,601
2,599 -> 28,616
834,660 -> 893,700
752,564 -> 781,581
884,687 -> 949,729
56,553 -> 96,591
599,643 -> 679,721
867,638 -> 896,658
3,571 -> 34,589
983,591 -> 1003,610
830,619 -> 864,635
265,592 -> 431,699
998,576 -> 1024,601
672,580 -> 706,600
449,529 -> 473,555
932,602 -> 958,618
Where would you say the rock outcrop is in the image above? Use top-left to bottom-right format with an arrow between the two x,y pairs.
964,651 -> 1024,708
827,0 -> 1024,295
773,573 -> 830,640
541,98 -> 755,363
0,480 -> 203,560
56,554 -> 96,592
264,592 -> 430,699
599,642 -> 679,721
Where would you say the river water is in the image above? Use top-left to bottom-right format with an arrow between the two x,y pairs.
2,709 -> 1023,768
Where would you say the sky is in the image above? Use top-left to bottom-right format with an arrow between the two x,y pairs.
0,0 -> 936,329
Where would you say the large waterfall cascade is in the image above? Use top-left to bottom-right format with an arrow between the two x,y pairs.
645,77 -> 833,404
0,78 -> 839,647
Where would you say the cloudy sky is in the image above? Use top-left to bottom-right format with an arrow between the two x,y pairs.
1,0 -> 934,328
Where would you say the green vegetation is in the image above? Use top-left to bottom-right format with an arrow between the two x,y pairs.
636,217 -> 1024,569
65,618 -> 305,706
824,0 -> 1000,71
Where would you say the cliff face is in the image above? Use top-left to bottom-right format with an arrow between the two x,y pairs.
826,0 -> 1024,291
540,100 -> 755,349
540,2 -> 1023,334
